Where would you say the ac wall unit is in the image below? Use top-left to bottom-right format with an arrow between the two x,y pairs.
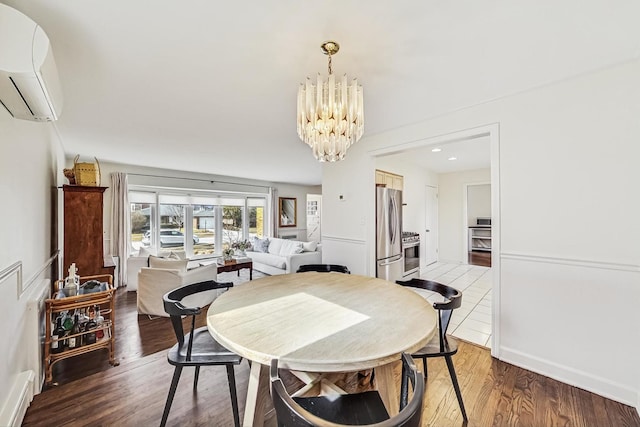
0,4 -> 63,122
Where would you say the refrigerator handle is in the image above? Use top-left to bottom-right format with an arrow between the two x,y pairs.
390,195 -> 397,244
379,254 -> 402,266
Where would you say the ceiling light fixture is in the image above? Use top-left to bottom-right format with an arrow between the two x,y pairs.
431,148 -> 442,152
297,41 -> 364,162
448,156 -> 457,161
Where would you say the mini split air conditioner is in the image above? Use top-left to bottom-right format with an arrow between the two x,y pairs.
0,4 -> 63,121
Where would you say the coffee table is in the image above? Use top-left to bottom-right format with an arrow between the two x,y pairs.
217,259 -> 253,280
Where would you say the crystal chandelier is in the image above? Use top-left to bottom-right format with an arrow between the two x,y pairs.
297,41 -> 364,162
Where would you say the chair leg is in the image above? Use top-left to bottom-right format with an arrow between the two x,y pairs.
193,366 -> 200,391
444,355 -> 467,421
160,365 -> 183,427
226,364 -> 240,427
422,357 -> 428,378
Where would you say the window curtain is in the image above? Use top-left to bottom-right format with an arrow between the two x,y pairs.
110,172 -> 129,287
268,187 -> 277,238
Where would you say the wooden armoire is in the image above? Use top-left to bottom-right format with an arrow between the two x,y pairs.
63,185 -> 115,278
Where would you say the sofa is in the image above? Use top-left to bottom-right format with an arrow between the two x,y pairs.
245,237 -> 322,275
136,256 -> 219,317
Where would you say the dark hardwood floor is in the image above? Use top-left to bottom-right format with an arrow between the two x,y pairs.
24,280 -> 640,426
468,250 -> 491,267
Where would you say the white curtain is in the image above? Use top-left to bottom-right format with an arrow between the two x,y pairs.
110,172 -> 129,287
268,187 -> 277,238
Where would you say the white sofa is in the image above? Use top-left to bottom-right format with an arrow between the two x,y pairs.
245,237 -> 322,275
137,262 -> 219,317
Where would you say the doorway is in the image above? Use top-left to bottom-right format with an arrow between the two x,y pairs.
369,123 -> 500,356
424,185 -> 438,265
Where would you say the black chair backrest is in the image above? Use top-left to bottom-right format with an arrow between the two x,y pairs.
163,280 -> 233,359
269,353 -> 424,427
296,264 -> 351,274
396,278 -> 462,348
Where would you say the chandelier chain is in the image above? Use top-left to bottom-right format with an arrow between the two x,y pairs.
328,55 -> 333,75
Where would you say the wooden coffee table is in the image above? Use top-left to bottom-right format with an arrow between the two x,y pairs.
217,259 -> 253,280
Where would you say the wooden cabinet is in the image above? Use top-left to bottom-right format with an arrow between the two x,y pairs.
468,226 -> 492,252
375,169 -> 404,191
63,185 -> 114,278
44,274 -> 118,385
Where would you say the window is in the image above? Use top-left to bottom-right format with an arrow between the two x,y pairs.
128,189 -> 268,259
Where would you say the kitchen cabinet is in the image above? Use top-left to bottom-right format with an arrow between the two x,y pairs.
375,169 -> 403,191
468,226 -> 491,252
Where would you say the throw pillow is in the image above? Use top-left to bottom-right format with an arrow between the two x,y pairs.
253,237 -> 270,253
148,255 -> 188,272
170,250 -> 187,260
280,240 -> 304,256
302,241 -> 318,252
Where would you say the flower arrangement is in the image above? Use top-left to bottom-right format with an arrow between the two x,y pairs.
231,239 -> 252,251
222,248 -> 235,260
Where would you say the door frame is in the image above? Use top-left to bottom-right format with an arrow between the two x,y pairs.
368,123 -> 501,358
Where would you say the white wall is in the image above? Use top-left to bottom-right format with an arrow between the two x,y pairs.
321,59 -> 640,407
0,110 -> 64,424
467,183 -> 491,226
438,169 -> 490,263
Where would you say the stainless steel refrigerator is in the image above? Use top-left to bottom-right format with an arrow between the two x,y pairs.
376,187 -> 403,282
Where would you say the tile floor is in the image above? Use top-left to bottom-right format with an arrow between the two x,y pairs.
417,262 -> 493,348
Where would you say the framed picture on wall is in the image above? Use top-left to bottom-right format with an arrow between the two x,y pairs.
278,197 -> 297,227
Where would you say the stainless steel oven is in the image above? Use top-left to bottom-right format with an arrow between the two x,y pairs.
402,232 -> 420,277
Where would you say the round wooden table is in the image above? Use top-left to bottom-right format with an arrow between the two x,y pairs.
207,272 -> 437,427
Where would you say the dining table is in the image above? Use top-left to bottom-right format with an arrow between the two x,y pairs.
206,271 -> 438,427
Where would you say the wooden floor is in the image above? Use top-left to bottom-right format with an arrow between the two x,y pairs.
24,286 -> 640,426
468,250 -> 491,267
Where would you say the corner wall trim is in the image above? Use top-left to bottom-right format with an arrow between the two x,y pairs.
17,250 -> 60,298
0,261 -> 22,299
321,235 -> 366,245
501,252 -> 638,273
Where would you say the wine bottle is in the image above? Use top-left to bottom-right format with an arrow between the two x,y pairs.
84,317 -> 97,345
95,307 -> 104,339
68,314 -> 80,349
51,317 -> 65,354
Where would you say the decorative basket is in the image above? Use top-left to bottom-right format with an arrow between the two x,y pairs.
73,155 -> 101,186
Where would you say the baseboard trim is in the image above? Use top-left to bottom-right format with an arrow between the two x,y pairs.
0,371 -> 35,427
500,346 -> 637,407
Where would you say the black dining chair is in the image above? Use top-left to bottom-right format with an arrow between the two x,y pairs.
396,278 -> 468,421
160,280 -> 243,427
296,264 -> 351,274
270,352 -> 423,427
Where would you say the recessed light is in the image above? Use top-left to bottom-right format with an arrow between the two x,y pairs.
431,148 -> 442,152
448,156 -> 457,161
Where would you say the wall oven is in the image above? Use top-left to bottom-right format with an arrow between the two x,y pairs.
402,232 -> 420,277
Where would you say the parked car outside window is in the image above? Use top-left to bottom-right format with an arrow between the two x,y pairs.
141,229 -> 199,247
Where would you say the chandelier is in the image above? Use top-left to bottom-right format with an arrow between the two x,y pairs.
297,41 -> 364,162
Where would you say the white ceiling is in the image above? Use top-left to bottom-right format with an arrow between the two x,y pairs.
381,136 -> 491,174
3,1 -> 640,185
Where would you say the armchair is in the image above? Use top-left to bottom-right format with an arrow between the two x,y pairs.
137,263 -> 218,317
